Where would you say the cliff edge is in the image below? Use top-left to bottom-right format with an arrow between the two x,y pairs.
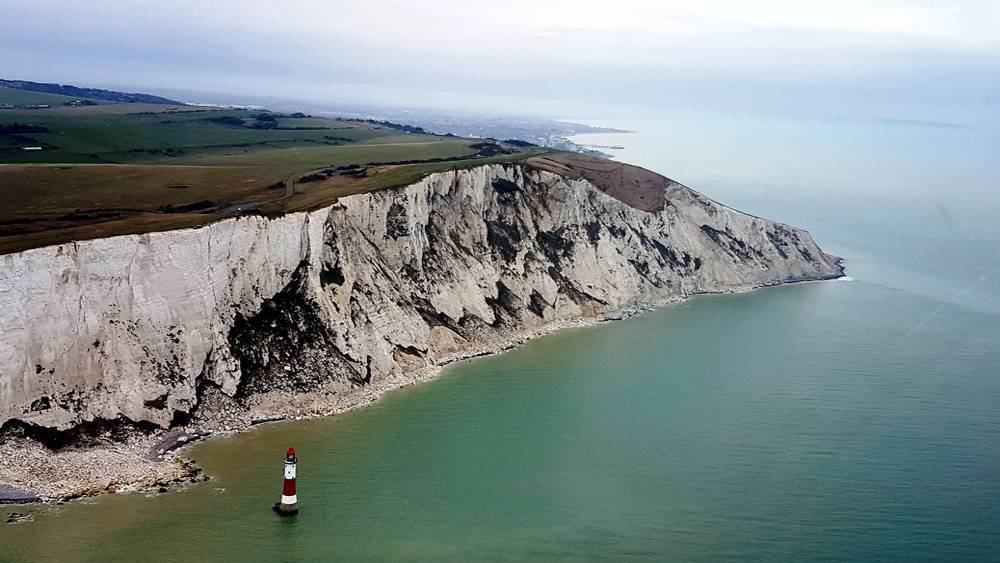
0,158 -> 841,497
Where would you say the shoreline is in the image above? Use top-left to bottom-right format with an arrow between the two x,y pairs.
0,272 -> 845,507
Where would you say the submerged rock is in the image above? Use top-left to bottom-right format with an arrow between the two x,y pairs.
6,512 -> 35,524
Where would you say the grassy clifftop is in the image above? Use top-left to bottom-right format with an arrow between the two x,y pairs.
0,102 -> 545,254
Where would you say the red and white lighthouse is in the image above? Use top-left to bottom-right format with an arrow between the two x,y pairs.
273,447 -> 299,516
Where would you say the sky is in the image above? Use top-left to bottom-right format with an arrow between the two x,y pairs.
2,0 -> 998,122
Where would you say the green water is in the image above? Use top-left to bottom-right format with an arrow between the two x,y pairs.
3,116 -> 999,561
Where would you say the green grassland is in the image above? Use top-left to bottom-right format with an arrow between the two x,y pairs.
0,103 -> 546,254
0,86 -> 107,107
0,109 -> 398,164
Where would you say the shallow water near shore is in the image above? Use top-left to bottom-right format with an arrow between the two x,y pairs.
3,115 -> 1000,561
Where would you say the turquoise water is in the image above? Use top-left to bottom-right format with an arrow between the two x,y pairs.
3,116 -> 999,561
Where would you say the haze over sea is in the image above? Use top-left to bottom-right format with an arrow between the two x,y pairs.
2,114 -> 999,561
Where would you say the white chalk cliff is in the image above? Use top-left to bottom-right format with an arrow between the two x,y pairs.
0,162 -> 842,437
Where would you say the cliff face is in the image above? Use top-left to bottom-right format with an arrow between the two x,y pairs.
0,162 -> 842,436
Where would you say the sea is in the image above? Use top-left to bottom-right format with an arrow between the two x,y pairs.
2,114 -> 999,561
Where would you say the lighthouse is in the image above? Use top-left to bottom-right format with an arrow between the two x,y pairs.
273,447 -> 299,516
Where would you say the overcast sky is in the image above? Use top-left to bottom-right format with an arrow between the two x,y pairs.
3,0 -> 998,122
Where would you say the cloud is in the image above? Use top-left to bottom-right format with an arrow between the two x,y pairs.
2,0 -> 998,119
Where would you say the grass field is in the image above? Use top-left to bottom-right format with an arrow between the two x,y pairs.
0,103 -> 546,254
0,108 -> 401,164
0,86 -> 107,108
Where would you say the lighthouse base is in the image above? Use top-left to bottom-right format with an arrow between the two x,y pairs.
273,502 -> 299,516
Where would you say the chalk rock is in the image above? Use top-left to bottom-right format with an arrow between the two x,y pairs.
0,162 -> 841,435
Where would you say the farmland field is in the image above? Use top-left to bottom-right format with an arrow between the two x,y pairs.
0,86 -> 108,108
